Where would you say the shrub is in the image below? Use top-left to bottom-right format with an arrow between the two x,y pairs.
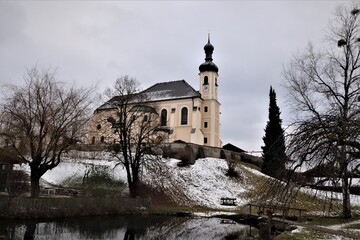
225,158 -> 240,178
61,165 -> 126,197
177,144 -> 195,167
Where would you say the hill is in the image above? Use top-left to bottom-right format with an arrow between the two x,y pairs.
14,150 -> 360,212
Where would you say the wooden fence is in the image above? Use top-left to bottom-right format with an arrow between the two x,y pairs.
0,196 -> 150,219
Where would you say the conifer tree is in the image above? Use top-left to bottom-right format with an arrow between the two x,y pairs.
261,86 -> 287,178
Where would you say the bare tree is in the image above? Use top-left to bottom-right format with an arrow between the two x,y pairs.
284,4 -> 360,218
101,75 -> 163,197
0,67 -> 93,197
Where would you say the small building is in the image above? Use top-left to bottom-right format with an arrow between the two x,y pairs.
223,143 -> 246,153
87,36 -> 221,147
0,148 -> 26,194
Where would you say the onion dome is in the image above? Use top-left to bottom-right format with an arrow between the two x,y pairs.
199,35 -> 218,73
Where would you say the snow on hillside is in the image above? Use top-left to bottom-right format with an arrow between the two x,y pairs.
15,153 -> 252,209
144,158 -> 249,208
14,151 -> 360,209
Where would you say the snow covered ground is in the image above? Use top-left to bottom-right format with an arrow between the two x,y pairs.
15,153 -> 253,209
14,151 -> 360,209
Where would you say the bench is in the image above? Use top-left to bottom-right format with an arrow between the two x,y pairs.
220,197 -> 236,206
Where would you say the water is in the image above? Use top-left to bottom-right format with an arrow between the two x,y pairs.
0,215 -> 259,240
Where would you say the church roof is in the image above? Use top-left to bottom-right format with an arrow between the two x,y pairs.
142,80 -> 201,102
96,80 -> 200,111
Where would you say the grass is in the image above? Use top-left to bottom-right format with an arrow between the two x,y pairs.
239,160 -> 348,217
347,223 -> 360,229
307,215 -> 360,226
238,160 -> 261,172
59,165 -> 126,197
275,230 -> 336,240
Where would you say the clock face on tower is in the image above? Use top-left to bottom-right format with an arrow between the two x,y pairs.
203,85 -> 209,91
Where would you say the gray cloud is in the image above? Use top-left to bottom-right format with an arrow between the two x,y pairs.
0,0 -> 348,151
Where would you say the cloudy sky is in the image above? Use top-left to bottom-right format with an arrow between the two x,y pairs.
0,0 -> 350,152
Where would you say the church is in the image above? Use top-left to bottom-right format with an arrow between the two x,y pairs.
87,37 -> 221,147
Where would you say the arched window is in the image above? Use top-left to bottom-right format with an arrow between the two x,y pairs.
204,76 -> 208,85
181,107 -> 188,125
91,136 -> 96,144
161,109 -> 167,126
100,136 -> 105,144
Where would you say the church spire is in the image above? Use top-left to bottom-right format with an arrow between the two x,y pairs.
199,35 -> 218,73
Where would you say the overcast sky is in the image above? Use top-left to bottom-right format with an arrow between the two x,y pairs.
0,0 -> 351,152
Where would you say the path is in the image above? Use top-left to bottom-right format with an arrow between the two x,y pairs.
271,217 -> 360,239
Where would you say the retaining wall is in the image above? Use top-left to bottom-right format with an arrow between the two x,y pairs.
0,196 -> 150,219
164,142 -> 263,167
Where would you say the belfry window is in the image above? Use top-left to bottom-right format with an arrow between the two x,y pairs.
181,107 -> 188,125
161,109 -> 167,126
204,76 -> 208,85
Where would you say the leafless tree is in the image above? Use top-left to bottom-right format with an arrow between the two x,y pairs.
103,75 -> 163,197
0,67 -> 93,197
284,4 -> 360,218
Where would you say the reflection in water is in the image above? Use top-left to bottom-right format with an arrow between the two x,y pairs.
0,215 -> 259,240
23,223 -> 36,240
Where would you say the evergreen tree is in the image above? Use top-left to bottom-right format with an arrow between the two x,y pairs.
261,86 -> 287,178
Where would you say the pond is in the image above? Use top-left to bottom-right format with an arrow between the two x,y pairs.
0,215 -> 259,240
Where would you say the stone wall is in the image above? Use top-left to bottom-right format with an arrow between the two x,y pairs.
0,196 -> 150,219
164,142 -> 263,168
73,142 -> 263,167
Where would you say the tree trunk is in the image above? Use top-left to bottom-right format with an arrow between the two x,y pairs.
128,181 -> 138,198
30,173 -> 41,198
342,177 -> 352,218
259,210 -> 273,240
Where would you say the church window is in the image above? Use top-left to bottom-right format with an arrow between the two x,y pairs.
204,137 -> 208,144
161,109 -> 167,126
204,106 -> 208,112
91,136 -> 95,144
143,115 -> 148,122
204,122 -> 208,128
204,76 -> 208,85
100,136 -> 105,143
96,124 -> 101,130
181,107 -> 188,125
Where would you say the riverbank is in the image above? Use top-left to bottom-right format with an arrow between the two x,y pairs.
0,196 -> 150,219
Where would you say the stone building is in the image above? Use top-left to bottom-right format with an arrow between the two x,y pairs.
87,37 -> 221,147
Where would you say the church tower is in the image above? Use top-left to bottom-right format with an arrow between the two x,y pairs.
199,35 -> 221,147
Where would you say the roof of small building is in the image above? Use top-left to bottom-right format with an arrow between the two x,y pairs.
222,143 -> 246,153
0,148 -> 26,165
